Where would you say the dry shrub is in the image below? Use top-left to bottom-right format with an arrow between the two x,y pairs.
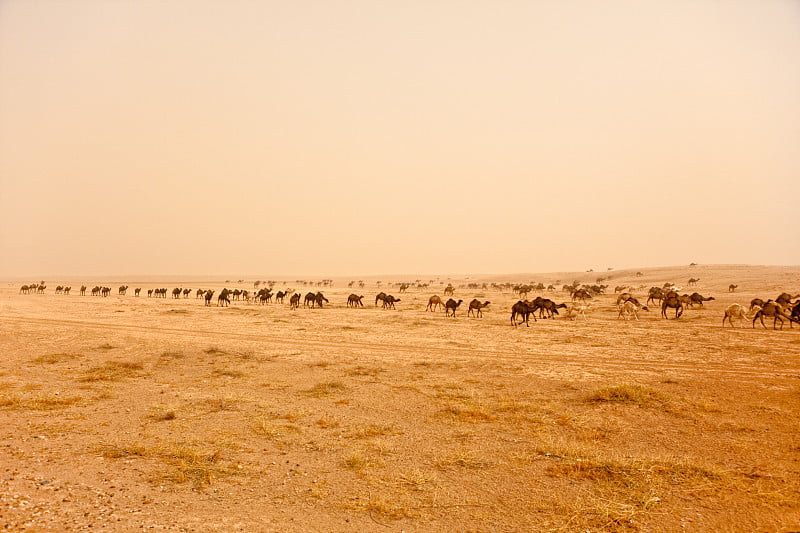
146,408 -> 177,422
211,368 -> 244,378
204,346 -> 227,355
345,366 -> 384,377
97,443 -> 238,487
365,495 -> 412,520
251,416 -> 301,440
396,469 -> 437,491
442,403 -> 496,423
342,451 -> 371,471
316,416 -> 340,429
436,450 -> 492,470
350,424 -> 402,439
303,381 -> 347,397
80,361 -> 146,382
586,384 -> 668,407
32,353 -> 82,364
0,393 -> 82,410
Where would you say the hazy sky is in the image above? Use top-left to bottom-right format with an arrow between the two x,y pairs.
1,1 -> 798,278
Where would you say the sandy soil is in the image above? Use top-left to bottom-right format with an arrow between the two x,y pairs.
1,264 -> 799,532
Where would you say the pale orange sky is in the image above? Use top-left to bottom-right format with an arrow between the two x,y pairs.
1,1 -> 798,278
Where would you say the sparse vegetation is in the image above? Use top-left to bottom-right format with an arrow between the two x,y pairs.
586,384 -> 669,407
79,361 -> 146,382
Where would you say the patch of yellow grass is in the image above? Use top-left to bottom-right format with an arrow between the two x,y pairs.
32,353 -> 82,364
0,393 -> 82,410
303,381 -> 348,397
79,361 -> 146,382
586,384 -> 668,407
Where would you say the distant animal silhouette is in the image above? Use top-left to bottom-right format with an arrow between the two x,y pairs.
444,285 -> 455,297
689,292 -> 715,308
661,294 -> 683,319
728,284 -> 738,292
134,288 -> 141,297
687,278 -> 699,287
289,293 -> 301,309
204,290 -> 215,306
217,289 -> 231,307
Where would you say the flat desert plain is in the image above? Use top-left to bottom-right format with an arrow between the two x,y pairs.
1,265 -> 799,533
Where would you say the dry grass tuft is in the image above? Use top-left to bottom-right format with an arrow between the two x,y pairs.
146,408 -> 177,422
0,393 -> 82,410
251,416 -> 301,440
211,368 -> 245,378
396,469 -> 438,491
315,416 -> 340,429
97,442 -> 239,487
350,424 -> 403,439
364,495 -> 413,520
436,450 -> 492,470
159,351 -> 185,361
80,361 -> 146,382
586,384 -> 668,407
342,451 -> 371,471
32,353 -> 82,364
442,403 -> 497,423
344,366 -> 385,377
204,346 -> 227,355
303,381 -> 348,397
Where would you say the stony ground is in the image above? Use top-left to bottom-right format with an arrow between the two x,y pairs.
1,264 -> 799,532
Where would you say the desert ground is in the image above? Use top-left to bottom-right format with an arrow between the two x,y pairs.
0,264 -> 799,532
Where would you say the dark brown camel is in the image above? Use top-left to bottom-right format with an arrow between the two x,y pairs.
382,295 -> 400,309
80,286 -> 87,296
134,288 -> 141,297
571,289 -> 592,303
375,292 -> 387,307
752,301 -> 797,330
776,293 -> 799,306
511,300 -> 536,327
217,288 -> 231,307
661,295 -> 683,319
118,285 -> 128,295
347,294 -> 364,307
728,284 -> 738,292
289,293 -> 301,309
304,292 -> 316,307
647,287 -> 664,306
689,292 -> 715,307
204,290 -> 215,306
445,298 -> 462,317
467,299 -> 490,317
313,292 -> 329,308
687,278 -> 699,287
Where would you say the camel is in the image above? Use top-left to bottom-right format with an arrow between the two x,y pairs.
275,291 -> 286,304
511,300 -> 536,327
750,298 -> 765,311
646,287 -> 664,306
204,290 -> 214,306
571,289 -> 592,303
689,292 -> 715,307
444,285 -> 455,297
63,287 -> 71,295
217,289 -> 231,307
183,288 -> 191,298
614,286 -> 628,293
196,289 -> 205,298
426,295 -> 445,312
399,283 -> 409,293
728,284 -> 738,292
118,285 -> 128,295
55,286 -> 63,294
314,292 -> 329,308
661,295 -> 684,319
467,299 -> 490,318
304,292 -> 316,307
618,300 -> 644,320
687,278 -> 700,287
134,288 -> 141,297
722,304 -> 757,328
776,293 -> 799,307
37,285 -> 47,294
752,301 -> 797,330
375,292 -> 387,307
347,294 -> 364,307
289,293 -> 301,309
382,295 -> 400,309
147,289 -> 153,298
80,286 -> 87,296
19,285 -> 30,294
445,298 -> 463,317
564,304 -> 590,320
172,288 -> 182,299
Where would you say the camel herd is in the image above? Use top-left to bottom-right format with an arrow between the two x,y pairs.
14,280 -> 800,331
